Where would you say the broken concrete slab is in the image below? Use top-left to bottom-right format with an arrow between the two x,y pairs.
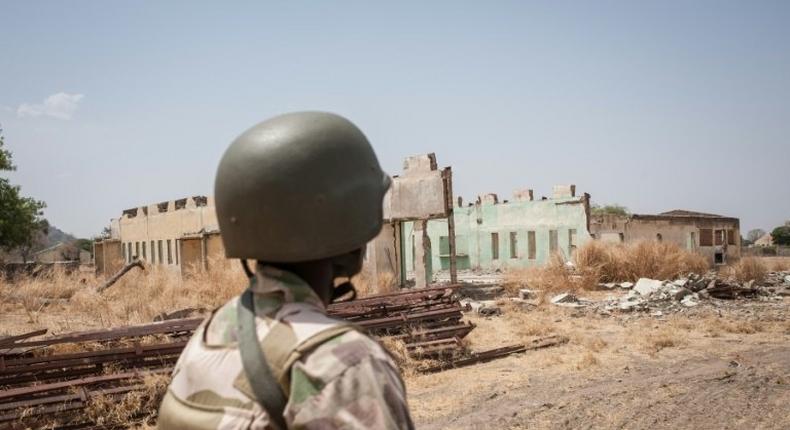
634,278 -> 663,296
672,287 -> 693,301
519,289 -> 537,300
550,292 -> 587,308
681,293 -> 700,307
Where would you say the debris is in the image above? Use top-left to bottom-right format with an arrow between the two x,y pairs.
681,293 -> 700,307
519,288 -> 537,299
634,278 -> 663,296
619,282 -> 634,289
550,293 -> 587,308
95,258 -> 145,293
421,335 -> 569,373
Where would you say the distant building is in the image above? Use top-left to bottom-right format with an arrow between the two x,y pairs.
590,210 -> 741,265
94,196 -> 225,275
33,242 -> 80,263
403,185 -> 592,273
753,233 -> 773,247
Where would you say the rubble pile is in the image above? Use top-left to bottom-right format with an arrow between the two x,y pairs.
552,271 -> 790,314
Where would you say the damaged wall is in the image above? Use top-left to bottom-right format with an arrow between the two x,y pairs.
403,186 -> 592,272
590,210 -> 741,265
97,196 -> 218,274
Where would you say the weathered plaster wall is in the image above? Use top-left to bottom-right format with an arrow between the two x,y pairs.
93,239 -> 123,274
404,189 -> 592,272
590,213 -> 741,265
114,196 -> 217,271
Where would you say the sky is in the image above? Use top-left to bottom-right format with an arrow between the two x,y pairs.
1,0 -> 788,238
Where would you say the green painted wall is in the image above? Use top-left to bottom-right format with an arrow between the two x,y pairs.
404,196 -> 592,272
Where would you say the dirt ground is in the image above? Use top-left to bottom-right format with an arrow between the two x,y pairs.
406,297 -> 790,430
2,277 -> 788,429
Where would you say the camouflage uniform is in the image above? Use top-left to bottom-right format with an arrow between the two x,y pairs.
158,266 -> 414,429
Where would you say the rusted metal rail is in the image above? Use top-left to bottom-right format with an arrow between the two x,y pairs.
0,285 -> 479,427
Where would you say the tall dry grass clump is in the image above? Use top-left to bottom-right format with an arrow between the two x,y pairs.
504,240 -> 709,298
615,241 -> 709,281
723,257 -> 767,283
0,268 -> 96,323
504,253 -> 595,301
69,258 -> 247,326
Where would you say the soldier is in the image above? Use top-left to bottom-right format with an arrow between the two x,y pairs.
158,112 -> 415,429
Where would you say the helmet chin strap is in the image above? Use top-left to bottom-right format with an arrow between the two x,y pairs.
241,259 -> 255,278
331,281 -> 357,303
242,259 -> 357,303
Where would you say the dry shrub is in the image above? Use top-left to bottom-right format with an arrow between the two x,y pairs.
504,253 -> 594,302
0,268 -> 94,323
616,241 -> 709,281
641,326 -> 685,354
85,372 -> 169,427
3,258 -> 246,329
352,270 -> 398,298
575,351 -> 600,369
769,258 -> 790,272
579,335 -> 607,353
702,317 -> 764,336
723,257 -> 768,283
575,240 -> 709,282
505,241 -> 709,300
379,336 -> 438,377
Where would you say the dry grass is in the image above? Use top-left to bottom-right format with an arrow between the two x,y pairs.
353,270 -> 398,297
1,258 -> 246,330
723,257 -> 768,283
575,351 -> 600,369
641,326 -> 686,354
766,257 -> 790,272
504,241 -> 709,300
701,316 -> 765,337
84,372 -> 169,428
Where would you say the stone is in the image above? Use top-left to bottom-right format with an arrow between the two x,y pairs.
600,283 -> 617,289
619,282 -> 634,289
634,278 -> 663,296
673,279 -> 689,288
618,298 -> 644,311
784,275 -> 790,284
519,289 -> 537,300
551,293 -> 574,304
550,292 -> 586,308
672,287 -> 693,301
681,293 -> 700,307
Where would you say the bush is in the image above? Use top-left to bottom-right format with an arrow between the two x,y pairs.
505,240 -> 710,299
723,257 -> 768,283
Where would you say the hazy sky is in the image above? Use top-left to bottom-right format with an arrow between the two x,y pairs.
1,1 -> 788,238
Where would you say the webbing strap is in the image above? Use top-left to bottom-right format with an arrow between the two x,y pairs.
237,284 -> 289,430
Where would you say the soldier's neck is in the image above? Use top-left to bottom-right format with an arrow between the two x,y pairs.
270,261 -> 334,305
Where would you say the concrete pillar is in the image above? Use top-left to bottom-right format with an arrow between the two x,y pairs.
413,220 -> 432,288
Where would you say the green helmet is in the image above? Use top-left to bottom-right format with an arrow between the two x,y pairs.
215,111 -> 391,262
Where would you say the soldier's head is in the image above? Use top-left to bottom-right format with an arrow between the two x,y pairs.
214,111 -> 390,303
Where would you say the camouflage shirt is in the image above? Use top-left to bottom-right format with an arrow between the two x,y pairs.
158,266 -> 414,429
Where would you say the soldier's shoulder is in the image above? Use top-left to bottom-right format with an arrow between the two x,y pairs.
294,329 -> 397,382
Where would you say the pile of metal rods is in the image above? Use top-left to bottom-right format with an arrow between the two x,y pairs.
0,285 -> 541,428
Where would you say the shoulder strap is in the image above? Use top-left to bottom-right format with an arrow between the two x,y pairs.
237,285 -> 289,430
236,282 -> 359,429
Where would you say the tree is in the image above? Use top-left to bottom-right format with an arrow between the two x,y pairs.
771,225 -> 790,246
0,127 -> 47,256
746,228 -> 766,243
591,204 -> 629,217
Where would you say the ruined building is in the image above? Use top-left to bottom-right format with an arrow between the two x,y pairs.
94,196 -> 223,275
590,210 -> 741,265
402,185 -> 592,275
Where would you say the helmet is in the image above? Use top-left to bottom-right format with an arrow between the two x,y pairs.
215,111 -> 391,262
